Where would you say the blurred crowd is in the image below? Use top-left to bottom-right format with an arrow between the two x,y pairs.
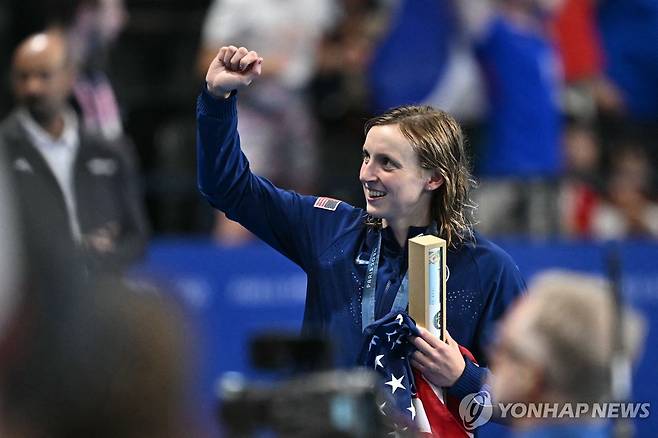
1,0 -> 657,248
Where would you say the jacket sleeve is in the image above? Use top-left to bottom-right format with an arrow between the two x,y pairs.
448,246 -> 526,400
196,88 -> 358,270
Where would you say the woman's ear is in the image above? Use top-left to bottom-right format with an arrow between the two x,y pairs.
425,172 -> 444,191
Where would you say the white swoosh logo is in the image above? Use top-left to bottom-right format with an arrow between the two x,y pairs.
355,255 -> 369,265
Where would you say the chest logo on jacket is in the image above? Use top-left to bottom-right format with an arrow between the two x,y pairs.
86,158 -> 118,176
13,157 -> 33,173
313,197 -> 341,211
355,254 -> 369,265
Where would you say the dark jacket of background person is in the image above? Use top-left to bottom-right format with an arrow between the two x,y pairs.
0,110 -> 190,437
0,112 -> 148,272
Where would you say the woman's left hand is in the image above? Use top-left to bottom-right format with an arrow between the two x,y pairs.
410,327 -> 466,388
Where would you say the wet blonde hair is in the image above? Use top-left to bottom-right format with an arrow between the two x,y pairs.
364,105 -> 476,247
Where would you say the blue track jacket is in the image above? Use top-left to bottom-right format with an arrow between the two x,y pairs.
197,89 -> 526,399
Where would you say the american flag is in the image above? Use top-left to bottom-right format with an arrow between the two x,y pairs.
313,197 -> 341,211
359,312 -> 475,437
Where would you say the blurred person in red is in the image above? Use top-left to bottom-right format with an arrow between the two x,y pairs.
591,145 -> 658,239
489,270 -> 645,437
0,31 -> 147,273
557,121 -> 605,237
551,0 -> 605,120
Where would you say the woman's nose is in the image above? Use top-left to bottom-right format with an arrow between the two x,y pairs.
359,162 -> 376,182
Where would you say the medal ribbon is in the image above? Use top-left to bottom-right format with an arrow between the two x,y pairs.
361,223 -> 438,332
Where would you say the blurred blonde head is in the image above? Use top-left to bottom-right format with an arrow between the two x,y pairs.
490,270 -> 645,405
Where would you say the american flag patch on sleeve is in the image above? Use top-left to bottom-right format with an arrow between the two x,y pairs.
313,197 -> 341,211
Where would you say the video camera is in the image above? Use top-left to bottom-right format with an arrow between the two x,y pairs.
217,333 -> 415,437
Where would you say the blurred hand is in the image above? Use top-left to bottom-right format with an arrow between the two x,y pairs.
410,327 -> 466,388
205,46 -> 263,98
593,75 -> 626,116
84,223 -> 119,254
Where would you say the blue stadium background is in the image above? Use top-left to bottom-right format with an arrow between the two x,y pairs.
137,238 -> 658,437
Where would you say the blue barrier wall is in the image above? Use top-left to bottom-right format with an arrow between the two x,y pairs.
136,238 -> 658,437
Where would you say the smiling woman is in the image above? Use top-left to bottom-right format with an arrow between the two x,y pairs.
360,123 -> 438,247
198,45 -> 526,428
361,105 -> 474,248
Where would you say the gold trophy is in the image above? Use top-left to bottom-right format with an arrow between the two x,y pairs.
408,235 -> 447,342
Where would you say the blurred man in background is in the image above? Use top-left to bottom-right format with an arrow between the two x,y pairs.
0,31 -> 147,273
489,270 -> 645,437
0,102 -> 193,437
1,134 -> 191,438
